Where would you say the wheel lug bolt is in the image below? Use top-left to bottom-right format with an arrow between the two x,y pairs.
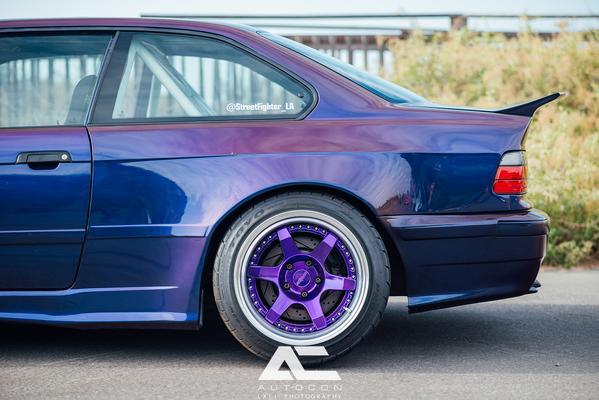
283,282 -> 291,290
286,264 -> 293,270
301,291 -> 308,298
315,277 -> 322,284
305,260 -> 312,266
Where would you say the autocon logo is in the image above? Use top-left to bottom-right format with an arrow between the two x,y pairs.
258,347 -> 342,399
259,346 -> 341,381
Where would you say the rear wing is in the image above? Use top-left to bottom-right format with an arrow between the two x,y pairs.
495,92 -> 565,117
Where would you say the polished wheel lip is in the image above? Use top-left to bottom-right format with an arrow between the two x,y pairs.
234,210 -> 369,346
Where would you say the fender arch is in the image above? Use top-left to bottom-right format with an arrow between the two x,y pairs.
198,181 -> 406,315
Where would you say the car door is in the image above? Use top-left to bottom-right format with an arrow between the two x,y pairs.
0,32 -> 112,289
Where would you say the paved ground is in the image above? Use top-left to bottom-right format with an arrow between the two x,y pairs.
1,270 -> 598,400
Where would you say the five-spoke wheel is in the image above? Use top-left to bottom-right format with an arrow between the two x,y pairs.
246,223 -> 358,333
213,192 -> 390,362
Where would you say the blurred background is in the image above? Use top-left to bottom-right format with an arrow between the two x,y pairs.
2,1 -> 598,268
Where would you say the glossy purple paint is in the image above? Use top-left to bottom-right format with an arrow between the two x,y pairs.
0,19 -> 548,328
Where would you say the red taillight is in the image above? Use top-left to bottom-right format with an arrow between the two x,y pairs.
493,179 -> 527,194
493,151 -> 528,195
495,165 -> 528,180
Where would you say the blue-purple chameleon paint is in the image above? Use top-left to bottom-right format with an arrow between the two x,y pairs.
0,18 -> 547,328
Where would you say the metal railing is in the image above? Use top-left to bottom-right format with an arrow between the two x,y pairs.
141,13 -> 599,72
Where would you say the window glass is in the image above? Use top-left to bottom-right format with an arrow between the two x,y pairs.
111,33 -> 312,120
260,32 -> 426,104
0,34 -> 111,128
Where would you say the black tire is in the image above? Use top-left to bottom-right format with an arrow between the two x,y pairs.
212,191 -> 390,363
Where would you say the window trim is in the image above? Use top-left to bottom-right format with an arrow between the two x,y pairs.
0,30 -> 116,130
90,29 -> 318,126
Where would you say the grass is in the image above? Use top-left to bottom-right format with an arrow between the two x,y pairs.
387,28 -> 599,267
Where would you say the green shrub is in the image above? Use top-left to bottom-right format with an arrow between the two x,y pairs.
387,29 -> 599,267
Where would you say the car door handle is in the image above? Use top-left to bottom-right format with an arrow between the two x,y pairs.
16,151 -> 72,169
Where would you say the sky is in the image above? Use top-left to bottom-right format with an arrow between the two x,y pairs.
1,0 -> 598,32
1,0 -> 597,18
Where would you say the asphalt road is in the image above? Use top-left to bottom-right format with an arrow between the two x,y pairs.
1,269 -> 598,400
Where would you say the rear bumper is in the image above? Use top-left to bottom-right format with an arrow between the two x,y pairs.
384,209 -> 548,312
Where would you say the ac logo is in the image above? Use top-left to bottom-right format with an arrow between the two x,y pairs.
259,346 -> 341,381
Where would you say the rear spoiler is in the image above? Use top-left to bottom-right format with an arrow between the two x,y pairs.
495,92 -> 565,117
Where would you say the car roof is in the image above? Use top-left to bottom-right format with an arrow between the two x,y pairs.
0,18 -> 259,36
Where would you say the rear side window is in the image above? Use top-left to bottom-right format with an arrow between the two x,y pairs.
95,32 -> 313,123
0,34 -> 111,128
260,31 -> 426,105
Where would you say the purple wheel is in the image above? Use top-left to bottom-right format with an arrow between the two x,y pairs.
214,192 -> 390,361
246,222 -> 357,334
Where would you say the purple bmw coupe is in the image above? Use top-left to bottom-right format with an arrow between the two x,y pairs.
0,18 -> 558,362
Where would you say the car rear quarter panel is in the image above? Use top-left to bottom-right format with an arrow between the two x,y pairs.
79,112 -> 530,295
87,111 -> 530,232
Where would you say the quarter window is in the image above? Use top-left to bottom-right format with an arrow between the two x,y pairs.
105,33 -> 312,121
0,34 -> 111,128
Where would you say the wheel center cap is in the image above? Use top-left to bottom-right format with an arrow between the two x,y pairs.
292,269 -> 311,288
